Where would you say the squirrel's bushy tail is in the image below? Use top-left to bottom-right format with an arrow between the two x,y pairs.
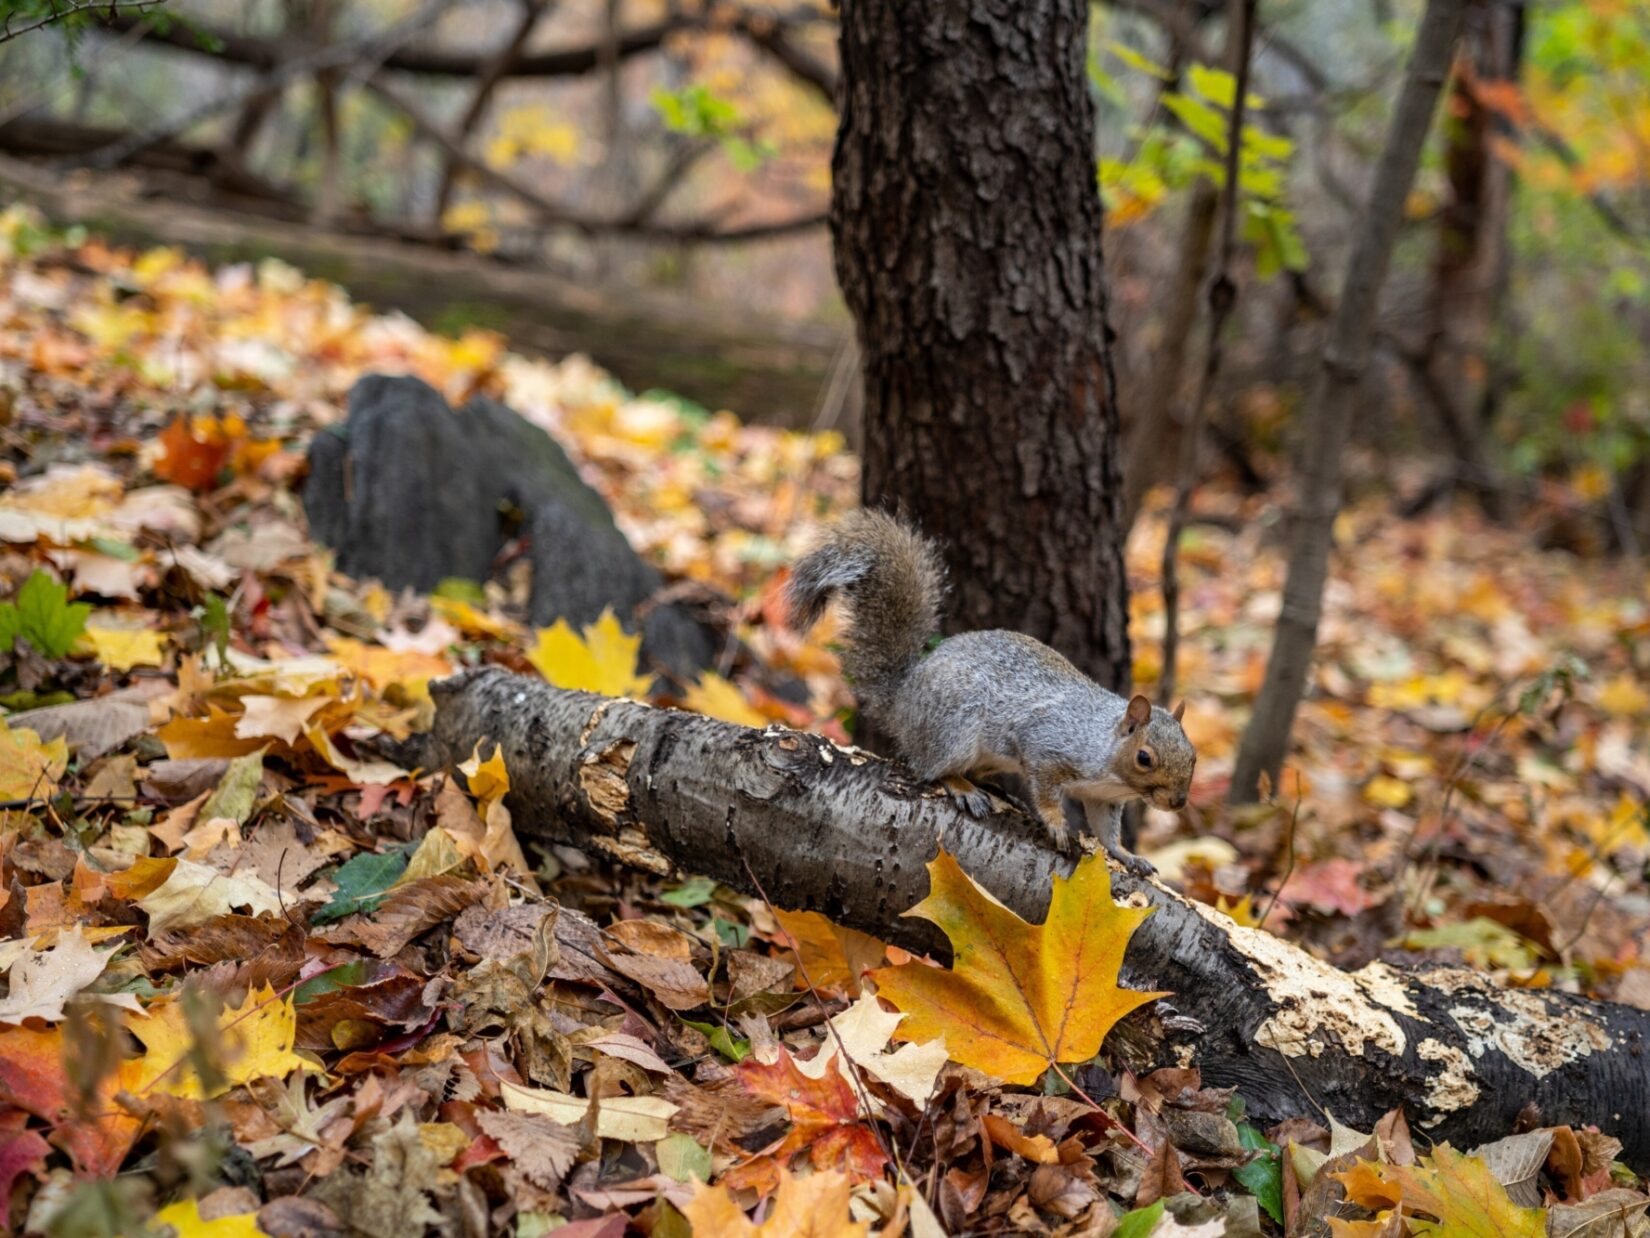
786,510 -> 946,710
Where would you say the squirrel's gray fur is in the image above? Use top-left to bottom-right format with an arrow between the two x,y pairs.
786,510 -> 1197,870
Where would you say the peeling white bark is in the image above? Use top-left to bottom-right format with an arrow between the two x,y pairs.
424,669 -> 1650,1168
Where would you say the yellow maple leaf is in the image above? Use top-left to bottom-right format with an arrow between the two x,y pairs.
526,608 -> 654,698
681,1166 -> 869,1238
1215,893 -> 1263,928
871,851 -> 1165,1086
0,719 -> 68,801
78,622 -> 166,671
1596,673 -> 1650,718
1331,1144 -> 1546,1237
682,672 -> 766,727
123,983 -> 307,1101
429,595 -> 520,640
327,636 -> 452,702
158,707 -> 268,760
1363,774 -> 1413,810
151,1197 -> 261,1238
459,742 -> 510,810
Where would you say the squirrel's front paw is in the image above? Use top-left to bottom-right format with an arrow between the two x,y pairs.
1106,844 -> 1157,878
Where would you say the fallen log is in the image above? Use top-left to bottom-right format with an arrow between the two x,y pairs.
425,667 -> 1650,1166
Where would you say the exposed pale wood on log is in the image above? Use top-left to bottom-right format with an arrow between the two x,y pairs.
422,667 -> 1650,1166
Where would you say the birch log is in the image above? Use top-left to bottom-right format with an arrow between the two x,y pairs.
426,668 -> 1650,1166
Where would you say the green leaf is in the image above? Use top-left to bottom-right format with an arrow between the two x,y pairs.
1162,93 -> 1230,154
655,1133 -> 712,1183
681,1018 -> 750,1062
0,571 -> 91,658
659,875 -> 718,908
1235,1122 -> 1285,1224
711,915 -> 749,948
433,577 -> 488,605
196,593 -> 230,663
311,849 -> 409,924
1108,40 -> 1172,81
1114,1201 -> 1166,1238
294,960 -> 369,1004
1187,62 -> 1237,108
1398,917 -> 1539,970
85,537 -> 140,562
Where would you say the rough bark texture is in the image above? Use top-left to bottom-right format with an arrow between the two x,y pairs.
424,668 -> 1650,1168
830,0 -> 1130,689
1417,0 -> 1518,521
1232,0 -> 1468,801
304,375 -> 716,678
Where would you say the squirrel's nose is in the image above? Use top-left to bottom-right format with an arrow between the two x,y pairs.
1170,794 -> 1187,811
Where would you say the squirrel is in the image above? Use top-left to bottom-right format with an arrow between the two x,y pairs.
786,510 -> 1196,873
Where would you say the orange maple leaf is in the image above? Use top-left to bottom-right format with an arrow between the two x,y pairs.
153,415 -> 233,492
870,851 -> 1164,1086
1331,1144 -> 1547,1237
0,1025 -> 141,1177
681,1165 -> 870,1237
726,1048 -> 887,1193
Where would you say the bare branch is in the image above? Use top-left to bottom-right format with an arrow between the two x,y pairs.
364,73 -> 824,244
0,0 -> 166,45
73,0 -> 458,170
433,0 -> 553,222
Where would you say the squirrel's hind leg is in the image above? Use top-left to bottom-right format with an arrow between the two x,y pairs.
1026,773 -> 1075,854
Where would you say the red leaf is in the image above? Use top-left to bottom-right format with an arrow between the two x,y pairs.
0,1026 -> 141,1177
727,1049 -> 887,1193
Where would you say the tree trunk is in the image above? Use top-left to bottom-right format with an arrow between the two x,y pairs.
423,668 -> 1650,1168
830,0 -> 1130,690
1231,0 -> 1468,803
1416,0 -> 1516,521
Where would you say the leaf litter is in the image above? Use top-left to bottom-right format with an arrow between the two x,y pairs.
0,206 -> 1644,1232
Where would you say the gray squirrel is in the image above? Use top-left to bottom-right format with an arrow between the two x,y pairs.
786,510 -> 1196,872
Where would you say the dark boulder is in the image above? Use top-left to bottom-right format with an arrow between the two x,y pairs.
304,373 -> 715,677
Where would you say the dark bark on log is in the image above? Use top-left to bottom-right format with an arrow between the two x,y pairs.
1232,0 -> 1467,802
425,667 -> 1650,1168
830,0 -> 1131,690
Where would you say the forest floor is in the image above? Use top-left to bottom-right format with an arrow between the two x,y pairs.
0,204 -> 1648,1236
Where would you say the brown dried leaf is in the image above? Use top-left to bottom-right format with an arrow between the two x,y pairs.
140,913 -> 304,979
321,876 -> 486,958
727,949 -> 794,1000
476,1109 -> 581,1191
454,901 -> 557,964
1137,1141 -> 1185,1209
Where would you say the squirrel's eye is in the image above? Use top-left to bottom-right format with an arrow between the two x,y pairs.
1136,750 -> 1153,769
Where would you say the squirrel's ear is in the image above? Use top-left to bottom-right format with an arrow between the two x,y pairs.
1173,699 -> 1186,723
1125,694 -> 1152,732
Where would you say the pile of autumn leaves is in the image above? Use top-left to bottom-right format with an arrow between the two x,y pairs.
0,207 -> 1648,1234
